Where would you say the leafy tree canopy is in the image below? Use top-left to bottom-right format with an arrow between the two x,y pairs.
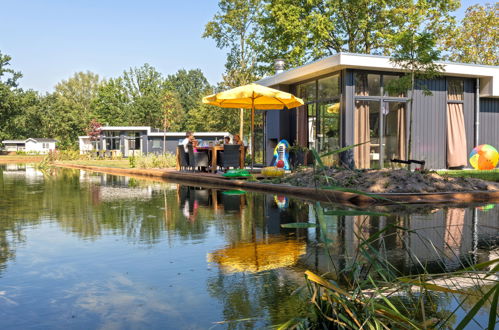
441,3 -> 499,66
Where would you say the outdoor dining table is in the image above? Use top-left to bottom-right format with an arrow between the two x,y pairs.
176,145 -> 245,173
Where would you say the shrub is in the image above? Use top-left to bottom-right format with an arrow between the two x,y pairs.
134,153 -> 176,169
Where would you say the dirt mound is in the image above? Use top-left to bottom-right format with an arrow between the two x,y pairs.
282,168 -> 499,193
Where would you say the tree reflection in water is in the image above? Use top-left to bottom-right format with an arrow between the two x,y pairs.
0,164 -> 497,328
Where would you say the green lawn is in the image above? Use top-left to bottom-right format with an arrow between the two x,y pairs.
437,169 -> 499,182
59,159 -> 130,169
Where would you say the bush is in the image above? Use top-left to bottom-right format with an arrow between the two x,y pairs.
134,153 -> 176,169
45,150 -> 91,162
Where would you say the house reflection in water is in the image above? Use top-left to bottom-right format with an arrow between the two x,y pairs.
177,186 -> 252,222
298,204 -> 499,277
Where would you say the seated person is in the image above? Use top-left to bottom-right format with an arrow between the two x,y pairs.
224,136 -> 231,144
192,139 -> 199,152
233,134 -> 244,146
181,131 -> 194,152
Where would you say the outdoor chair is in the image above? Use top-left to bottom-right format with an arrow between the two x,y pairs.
177,145 -> 189,171
187,144 -> 209,172
220,145 -> 241,170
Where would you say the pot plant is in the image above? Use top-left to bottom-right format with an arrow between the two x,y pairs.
288,143 -> 309,169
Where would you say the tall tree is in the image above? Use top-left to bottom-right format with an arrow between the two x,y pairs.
442,3 -> 499,66
92,77 -> 130,126
204,0 -> 261,139
54,71 -> 100,120
121,64 -> 167,127
0,51 -> 23,141
251,0 -> 459,74
46,71 -> 102,147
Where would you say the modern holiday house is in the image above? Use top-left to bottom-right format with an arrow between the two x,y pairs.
78,126 -> 230,157
257,53 -> 499,169
1,138 -> 57,154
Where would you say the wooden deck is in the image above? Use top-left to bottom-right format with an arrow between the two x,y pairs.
55,163 -> 499,207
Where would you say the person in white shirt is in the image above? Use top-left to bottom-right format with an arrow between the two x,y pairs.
181,132 -> 194,152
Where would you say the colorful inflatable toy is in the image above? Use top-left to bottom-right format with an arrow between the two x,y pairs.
261,166 -> 285,177
469,144 -> 499,170
222,169 -> 252,178
270,139 -> 290,170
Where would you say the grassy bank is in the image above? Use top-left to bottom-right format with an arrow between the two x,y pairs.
437,169 -> 499,182
57,159 -> 130,169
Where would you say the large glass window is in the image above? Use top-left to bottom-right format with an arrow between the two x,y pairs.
382,102 -> 406,167
253,111 -> 265,164
318,75 -> 340,100
355,73 -> 381,96
448,79 -> 464,101
307,103 -> 317,150
353,72 -> 407,169
383,75 -> 407,97
318,102 -> 340,165
297,81 -> 317,103
296,73 -> 341,156
104,131 -> 120,150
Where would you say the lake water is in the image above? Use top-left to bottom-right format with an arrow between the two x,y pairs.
0,164 -> 497,329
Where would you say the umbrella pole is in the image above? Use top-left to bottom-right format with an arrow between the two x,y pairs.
239,108 -> 244,141
251,104 -> 255,170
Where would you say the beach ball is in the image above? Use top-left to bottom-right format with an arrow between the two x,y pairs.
469,144 -> 499,170
276,160 -> 285,168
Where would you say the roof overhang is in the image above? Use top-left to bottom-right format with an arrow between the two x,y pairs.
257,53 -> 499,98
2,140 -> 26,144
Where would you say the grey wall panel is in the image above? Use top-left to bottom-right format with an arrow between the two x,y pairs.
411,78 -> 447,169
343,69 -> 355,147
479,98 -> 499,148
464,79 -> 476,153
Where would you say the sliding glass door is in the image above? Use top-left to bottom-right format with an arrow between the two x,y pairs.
353,72 -> 408,169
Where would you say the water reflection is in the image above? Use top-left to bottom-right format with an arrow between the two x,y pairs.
0,164 -> 498,329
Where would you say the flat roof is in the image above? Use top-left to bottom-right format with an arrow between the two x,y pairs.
257,52 -> 499,98
2,140 -> 26,144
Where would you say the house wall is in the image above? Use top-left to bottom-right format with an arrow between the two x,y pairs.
479,98 -> 499,148
266,69 -> 481,169
25,141 -> 56,154
146,134 -> 228,155
4,144 -> 24,152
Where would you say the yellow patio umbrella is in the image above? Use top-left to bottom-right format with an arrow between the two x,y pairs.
202,83 -> 304,168
207,239 -> 306,273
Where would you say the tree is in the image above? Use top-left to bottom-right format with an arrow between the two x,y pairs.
165,69 -> 212,116
204,0 -> 261,139
387,2 -> 444,162
0,51 -> 23,141
48,71 -> 101,148
249,0 -> 459,74
121,64 -> 167,127
442,3 -> 499,66
93,77 -> 131,126
85,119 -> 102,141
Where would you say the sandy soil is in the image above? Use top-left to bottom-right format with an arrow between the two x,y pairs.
0,155 -> 44,163
282,168 -> 499,193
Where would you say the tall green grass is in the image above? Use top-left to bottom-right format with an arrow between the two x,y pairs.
280,205 -> 499,329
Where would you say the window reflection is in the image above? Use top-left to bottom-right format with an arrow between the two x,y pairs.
383,75 -> 406,97
355,73 -> 381,96
448,79 -> 464,101
297,81 -> 316,103
318,75 -> 340,100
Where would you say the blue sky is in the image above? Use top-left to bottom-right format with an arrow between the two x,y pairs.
1,0 -> 491,93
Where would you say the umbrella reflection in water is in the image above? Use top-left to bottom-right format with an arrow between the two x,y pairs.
207,238 -> 306,274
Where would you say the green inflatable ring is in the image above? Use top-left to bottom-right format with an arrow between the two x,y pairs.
222,190 -> 246,195
222,169 -> 251,178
